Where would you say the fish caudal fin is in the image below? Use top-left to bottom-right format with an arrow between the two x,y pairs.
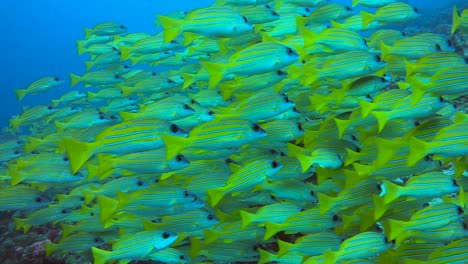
201,61 -> 226,88
408,137 -> 430,166
386,218 -> 407,241
361,11 -> 374,27
240,210 -> 256,228
207,187 -> 226,207
318,192 -> 337,214
91,247 -> 113,264
381,180 -> 402,205
372,111 -> 391,132
264,222 -> 283,241
277,240 -> 294,257
451,6 -> 461,34
158,15 -> 184,43
15,89 -> 27,101
62,137 -> 94,174
162,134 -> 189,161
69,73 -> 81,87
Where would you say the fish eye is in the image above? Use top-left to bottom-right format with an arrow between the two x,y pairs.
414,7 -> 419,13
14,150 -> 21,155
271,160 -> 279,168
114,75 -> 120,79
61,209 -> 68,214
167,79 -> 175,84
452,179 -> 458,186
47,105 -> 53,110
208,110 -> 214,115
280,151 -> 286,156
277,70 -> 286,75
283,95 -> 290,103
355,147 -> 361,153
252,123 -> 262,132
447,40 -> 452,46
332,214 -> 340,221
301,59 -> 306,64
179,255 -> 185,260
35,197 -> 42,202
457,206 -> 464,214
162,232 -> 171,239
270,149 -> 278,155
90,212 -> 95,216
292,107 -> 299,113
377,184 -> 382,191
242,16 -> 248,23
170,124 -> 180,133
422,202 -> 430,208
225,158 -> 235,164
183,104 -> 190,110
380,77 -> 386,82
54,77 -> 60,81
265,4 -> 270,8
80,196 -> 85,201
346,6 -> 352,11
414,120 -> 421,126
270,195 -> 276,200
310,190 -> 315,196
137,180 -> 143,186
99,115 -> 105,120
286,47 -> 294,56
384,236 -> 389,243
119,25 -> 125,29
305,7 -> 310,12
93,237 -> 101,243
297,123 -> 303,131
63,156 -> 69,162
435,44 -> 442,51
176,154 -> 184,162
152,72 -> 157,76
375,55 -> 382,62
207,214 -> 215,220
170,39 -> 178,44
363,39 -> 368,46
183,190 -> 190,197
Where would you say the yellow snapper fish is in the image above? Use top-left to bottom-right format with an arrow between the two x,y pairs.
15,77 -> 64,101
84,22 -> 127,38
207,159 -> 283,207
91,230 -> 178,264
202,42 -> 299,87
162,118 -> 266,160
9,105 -> 57,130
361,2 -> 420,27
158,6 -> 253,43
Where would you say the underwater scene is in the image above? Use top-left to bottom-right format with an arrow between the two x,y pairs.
1,0 -> 468,263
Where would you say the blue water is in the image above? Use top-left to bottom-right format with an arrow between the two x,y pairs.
0,0 -> 465,129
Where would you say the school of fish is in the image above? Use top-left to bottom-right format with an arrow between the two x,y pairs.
1,0 -> 468,263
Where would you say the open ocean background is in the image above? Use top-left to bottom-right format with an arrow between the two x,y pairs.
1,0 -> 465,129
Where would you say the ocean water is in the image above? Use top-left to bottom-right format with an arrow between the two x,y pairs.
1,0 -> 466,129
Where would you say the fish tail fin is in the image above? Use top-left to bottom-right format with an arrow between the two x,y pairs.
129,56 -> 139,66
84,28 -> 93,39
382,180 -> 402,205
119,111 -> 138,122
318,192 -> 337,214
408,137 -> 429,166
62,137 -> 95,174
13,218 -> 31,233
69,73 -> 81,87
302,68 -> 320,86
120,45 -> 132,61
86,91 -> 97,100
386,218 -> 406,241
352,0 -> 359,7
409,78 -> 427,105
372,111 -> 391,132
330,20 -> 343,28
60,223 -> 75,237
296,153 -> 314,173
84,61 -> 93,71
264,222 -> 283,241
162,134 -> 189,160
9,167 -> 25,186
96,154 -> 115,180
45,242 -> 58,256
240,210 -> 256,228
372,194 -> 389,220
201,61 -> 225,88
309,94 -> 329,113
86,164 -> 99,181
54,120 -> 66,133
203,229 -> 219,245
302,28 -> 319,47
51,99 -> 60,107
24,136 -> 41,152
345,148 -> 362,166
91,247 -> 112,264
361,11 -> 374,27
353,163 -> 372,177
451,6 -> 461,34
380,42 -> 393,62
207,187 -> 226,207
98,195 -> 119,223
374,137 -> 402,167
181,73 -> 197,89
404,59 -> 417,79
277,240 -> 293,257
77,40 -> 87,55
258,249 -> 276,264
359,99 -> 375,118
82,189 -> 96,205
219,83 -> 236,100
15,89 -> 27,101
334,118 -> 351,139
324,251 -> 338,264
158,15 -> 183,43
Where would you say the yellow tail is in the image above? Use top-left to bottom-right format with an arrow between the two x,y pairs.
62,137 -> 95,174
15,89 -> 27,101
451,6 -> 462,34
69,73 -> 81,87
158,15 -> 184,43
